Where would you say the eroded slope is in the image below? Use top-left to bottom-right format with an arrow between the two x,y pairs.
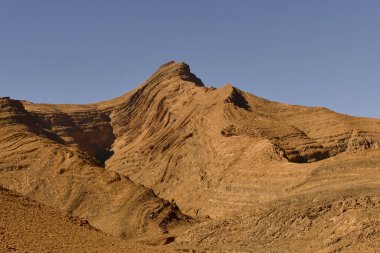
0,96 -> 187,240
1,61 -> 380,252
103,62 -> 380,218
0,186 -> 180,253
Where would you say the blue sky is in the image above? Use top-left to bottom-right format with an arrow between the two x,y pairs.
0,0 -> 379,117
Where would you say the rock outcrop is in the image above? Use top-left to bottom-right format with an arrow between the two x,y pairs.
0,96 -> 188,239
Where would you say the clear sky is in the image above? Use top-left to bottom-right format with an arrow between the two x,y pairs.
0,1 -> 379,118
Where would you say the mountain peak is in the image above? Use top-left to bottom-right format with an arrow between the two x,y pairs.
3,61 -> 380,252
146,61 -> 204,87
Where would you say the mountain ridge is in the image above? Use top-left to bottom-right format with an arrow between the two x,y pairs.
1,61 -> 380,252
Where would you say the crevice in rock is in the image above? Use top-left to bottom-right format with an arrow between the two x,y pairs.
23,107 -> 116,167
285,150 -> 331,163
225,87 -> 250,110
96,148 -> 114,167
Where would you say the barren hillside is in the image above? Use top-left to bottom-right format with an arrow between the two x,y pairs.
0,186 -> 180,253
1,61 -> 380,252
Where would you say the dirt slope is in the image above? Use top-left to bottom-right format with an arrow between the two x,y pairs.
0,186 -> 180,253
1,61 -> 380,252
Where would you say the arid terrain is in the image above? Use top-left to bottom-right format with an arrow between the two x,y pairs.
1,61 -> 380,252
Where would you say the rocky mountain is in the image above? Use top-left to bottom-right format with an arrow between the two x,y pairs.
1,61 -> 380,252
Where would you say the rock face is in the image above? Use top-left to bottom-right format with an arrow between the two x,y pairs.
1,61 -> 380,252
0,95 -> 187,239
